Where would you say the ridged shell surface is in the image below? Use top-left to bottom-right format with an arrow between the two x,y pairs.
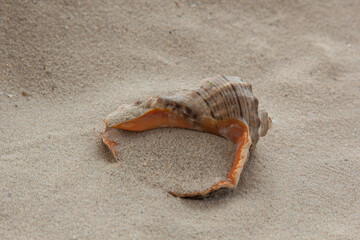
105,75 -> 271,148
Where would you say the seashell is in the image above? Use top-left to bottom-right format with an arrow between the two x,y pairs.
102,75 -> 271,199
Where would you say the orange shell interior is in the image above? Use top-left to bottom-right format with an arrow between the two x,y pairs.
103,108 -> 251,199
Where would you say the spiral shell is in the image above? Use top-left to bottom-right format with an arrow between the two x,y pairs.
105,75 -> 271,147
103,75 -> 271,198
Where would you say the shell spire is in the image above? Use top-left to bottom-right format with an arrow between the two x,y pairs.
103,75 -> 271,199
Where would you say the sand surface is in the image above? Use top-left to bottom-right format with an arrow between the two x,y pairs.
1,0 -> 359,239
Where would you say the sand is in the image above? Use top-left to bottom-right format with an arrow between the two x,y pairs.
1,0 -> 359,239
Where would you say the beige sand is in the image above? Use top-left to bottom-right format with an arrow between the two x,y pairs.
1,0 -> 359,239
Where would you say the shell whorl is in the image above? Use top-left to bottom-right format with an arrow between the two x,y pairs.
105,75 -> 271,148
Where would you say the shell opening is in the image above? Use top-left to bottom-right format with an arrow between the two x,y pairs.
104,104 -> 148,128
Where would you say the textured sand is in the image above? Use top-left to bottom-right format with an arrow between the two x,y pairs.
1,0 -> 359,239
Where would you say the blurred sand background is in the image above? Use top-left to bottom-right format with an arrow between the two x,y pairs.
1,0 -> 359,239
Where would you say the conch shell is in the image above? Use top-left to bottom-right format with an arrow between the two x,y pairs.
103,75 -> 271,199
